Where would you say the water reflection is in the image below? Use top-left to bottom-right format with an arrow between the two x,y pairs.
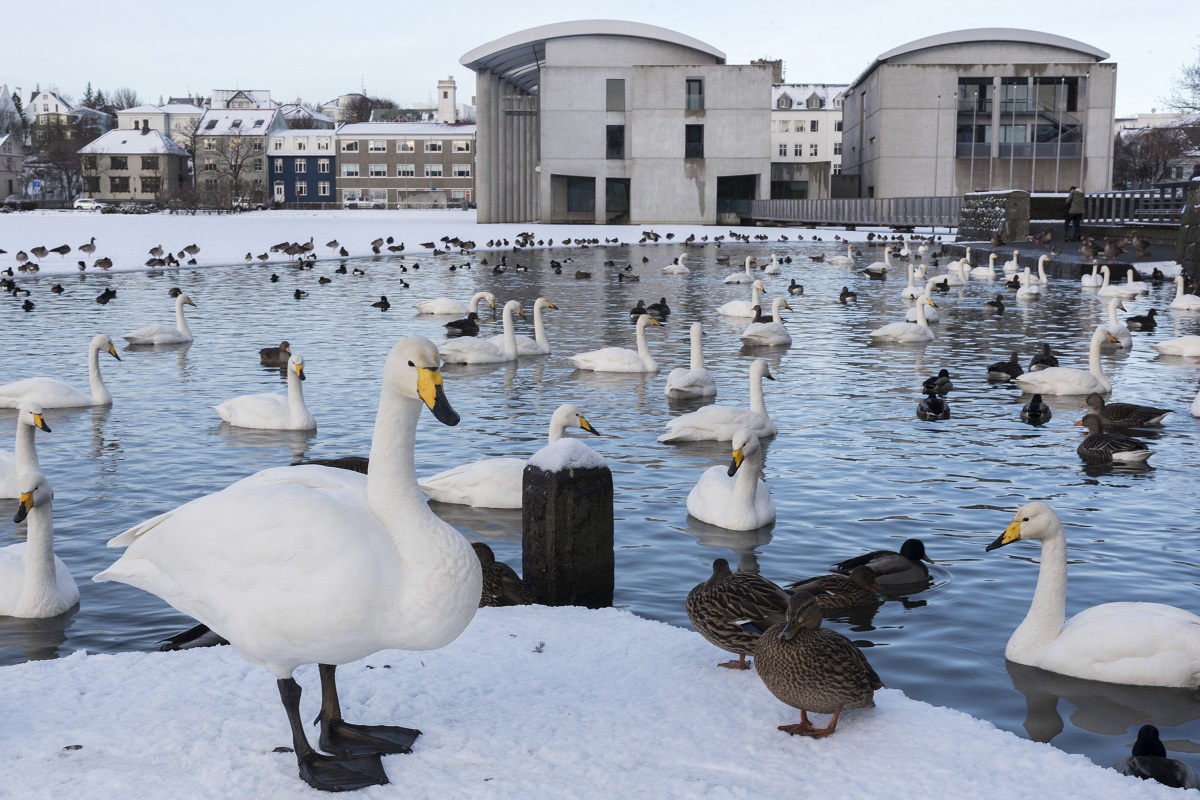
213,424 -> 318,463
0,605 -> 78,662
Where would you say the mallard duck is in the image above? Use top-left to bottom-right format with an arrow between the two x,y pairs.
922,369 -> 952,394
753,591 -> 883,738
629,299 -> 648,318
1082,393 -> 1171,427
95,338 -> 478,792
647,297 -> 671,316
472,542 -> 533,607
1075,414 -> 1154,465
1113,725 -> 1200,789
785,567 -> 882,610
1021,394 -> 1052,424
259,340 -> 291,366
986,503 -> 1200,687
1028,343 -> 1058,372
987,352 -> 1023,382
833,539 -> 933,587
917,390 -> 949,420
685,558 -> 789,669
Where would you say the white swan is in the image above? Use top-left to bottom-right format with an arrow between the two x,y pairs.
1015,267 -> 1040,300
864,247 -> 893,275
724,256 -> 757,284
1124,270 -> 1149,295
763,254 -> 781,275
1170,276 -> 1200,311
1152,335 -> 1200,357
418,404 -> 600,508
1002,249 -> 1020,274
1014,326 -> 1118,395
1100,297 -> 1132,350
1192,388 -> 1200,418
212,354 -> 316,431
871,297 -> 935,343
0,402 -> 51,499
488,297 -> 555,356
440,300 -> 524,364
740,298 -> 792,347
414,290 -> 495,316
1,472 -> 79,618
944,257 -> 966,286
664,322 -> 718,399
662,254 -> 689,274
0,334 -> 121,409
94,337 -> 479,791
686,428 -> 775,531
1027,255 -> 1050,286
987,502 -> 1200,688
1080,259 -> 1101,288
900,262 -> 921,300
659,359 -> 776,442
569,313 -> 660,373
969,253 -> 997,280
905,278 -> 945,323
1097,265 -> 1138,299
828,243 -> 855,266
124,294 -> 197,344
717,281 -> 766,318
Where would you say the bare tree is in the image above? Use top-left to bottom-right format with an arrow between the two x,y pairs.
1166,46 -> 1200,113
197,133 -> 262,209
1112,126 -> 1196,187
109,88 -> 142,111
341,95 -> 397,124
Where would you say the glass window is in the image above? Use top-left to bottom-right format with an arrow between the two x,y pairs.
452,163 -> 471,177
369,189 -> 386,201
252,158 -> 263,171
369,140 -> 386,152
424,141 -> 443,153
295,159 -> 306,173
606,79 -> 625,112
811,120 -> 819,133
140,176 -> 158,194
453,140 -> 470,153
296,140 -> 306,151
203,158 -> 216,172
342,163 -> 360,177
82,155 -> 97,170
834,142 -> 842,155
606,125 -> 625,159
317,138 -> 330,150
295,181 -> 307,197
779,120 -> 790,133
424,164 -> 443,177
109,176 -> 130,192
566,176 -> 595,212
833,164 -> 842,175
793,143 -> 802,156
318,181 -> 330,196
399,140 -> 415,152
810,144 -> 818,157
685,78 -> 704,111
141,156 -> 159,171
341,140 -> 359,152
273,139 -> 283,150
795,121 -> 806,133
317,158 -> 329,173
203,138 -> 216,150
397,163 -> 415,176
835,120 -> 843,132
778,143 -> 787,157
685,124 -> 703,158
110,156 -> 128,170
369,163 -> 386,177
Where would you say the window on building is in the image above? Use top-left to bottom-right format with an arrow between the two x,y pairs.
142,177 -> 161,194
776,94 -> 793,109
795,121 -> 806,133
778,143 -> 787,157
779,120 -> 790,133
252,158 -> 263,171
252,179 -> 263,189
606,79 -> 625,112
453,140 -> 470,153
399,140 -> 415,152
685,78 -> 704,111
231,119 -> 243,129
425,164 -> 443,177
252,141 -> 263,151
397,163 -> 415,177
273,139 -> 283,150
810,144 -> 818,157
141,156 -> 159,171
253,119 -> 264,128
296,140 -> 306,151
317,138 -> 330,150
318,181 -> 330,196
834,142 -> 842,155
369,163 -> 386,177
998,124 -> 1027,144
685,124 -> 704,158
369,188 -> 386,202
566,176 -> 595,212
204,119 -> 217,130
109,176 -> 130,192
84,176 -> 99,192
369,140 -> 386,152
295,181 -> 307,197
833,164 -> 842,175
110,156 -> 128,171
342,163 -> 360,177
811,120 -> 819,132
835,120 -> 843,132
424,141 -> 443,153
342,140 -> 359,152
342,189 -> 360,202
807,94 -> 824,109
274,158 -> 284,173
82,155 -> 97,170
452,163 -> 471,177
318,158 -> 329,173
606,125 -> 625,159
203,158 -> 216,172
793,143 -> 802,157
204,179 -> 217,190
203,138 -> 216,150
295,159 -> 306,173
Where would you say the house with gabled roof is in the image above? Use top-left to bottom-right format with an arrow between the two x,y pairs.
194,106 -> 286,206
117,103 -> 205,148
79,127 -> 190,202
25,89 -> 112,143
770,83 -> 848,198
0,133 -> 24,199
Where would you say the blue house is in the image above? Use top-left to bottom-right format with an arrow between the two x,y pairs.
267,130 -> 337,205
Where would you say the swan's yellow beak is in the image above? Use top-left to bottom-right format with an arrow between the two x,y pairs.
418,367 -> 459,426
518,307 -> 526,320
186,298 -> 197,307
294,362 -> 306,381
13,490 -> 34,524
107,342 -> 121,361
33,412 -> 50,433
546,300 -> 558,309
986,518 -> 1022,552
578,415 -> 600,436
727,448 -> 745,477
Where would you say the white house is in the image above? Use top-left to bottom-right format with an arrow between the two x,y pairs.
116,103 -> 205,148
79,128 -> 190,202
771,83 -> 848,198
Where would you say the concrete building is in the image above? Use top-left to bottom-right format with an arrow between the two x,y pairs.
770,83 -> 847,199
461,20 -> 773,224
841,28 -> 1116,197
268,130 -> 336,205
79,128 -> 189,202
116,103 -> 205,148
0,133 -> 23,199
334,122 -> 476,208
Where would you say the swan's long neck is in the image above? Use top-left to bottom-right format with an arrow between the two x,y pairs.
744,257 -> 753,276
1100,268 -> 1110,290
18,500 -> 58,615
749,369 -> 768,418
1088,330 -> 1109,387
88,343 -> 112,405
1107,299 -> 1120,326
750,284 -> 760,305
1010,530 -> 1068,655
734,445 -> 763,507
847,243 -> 854,259
501,306 -> 518,357
636,321 -> 654,367
287,368 -> 307,422
1176,277 -> 1185,301
689,327 -> 704,371
367,389 -> 427,531
915,301 -> 929,330
14,418 -> 40,477
533,304 -> 548,349
175,299 -> 192,339
547,414 -> 567,444
1039,259 -> 1049,283
906,263 -> 915,289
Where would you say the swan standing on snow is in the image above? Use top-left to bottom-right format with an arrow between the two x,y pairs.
740,298 -> 792,347
569,313 -> 660,373
0,334 -> 121,409
0,402 -> 51,499
440,300 -> 524,364
663,254 -> 690,274
488,297 -> 556,355
659,359 -> 776,442
1,472 -> 79,618
1100,297 -> 1132,350
212,354 -> 317,431
1170,275 -> 1200,311
986,502 -> 1200,688
664,322 -> 718,399
828,243 -> 856,266
95,337 -> 479,792
687,428 -> 775,530
1014,326 -> 1119,395
123,294 -> 197,344
870,297 -> 935,343
717,281 -> 767,318
418,404 -> 600,508
414,290 -> 495,316
724,256 -> 757,284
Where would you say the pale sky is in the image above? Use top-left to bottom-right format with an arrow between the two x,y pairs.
5,0 -> 1196,117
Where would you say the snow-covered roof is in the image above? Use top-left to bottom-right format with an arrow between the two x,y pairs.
209,89 -> 276,110
337,122 -> 477,136
279,104 -> 334,124
772,83 -> 848,109
122,104 -> 163,115
161,103 -> 204,115
197,108 -> 280,136
78,129 -> 189,156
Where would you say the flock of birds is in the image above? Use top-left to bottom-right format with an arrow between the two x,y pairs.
3,223 -> 1200,790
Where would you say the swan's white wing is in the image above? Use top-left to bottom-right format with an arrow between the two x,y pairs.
439,338 -> 506,364
414,298 -> 467,315
569,347 -> 645,372
124,324 -> 188,344
418,458 -> 525,508
660,406 -> 770,442
0,377 -> 91,409
664,368 -> 717,398
212,392 -> 291,429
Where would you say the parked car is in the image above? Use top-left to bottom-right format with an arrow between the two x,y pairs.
73,197 -> 107,211
233,196 -> 266,211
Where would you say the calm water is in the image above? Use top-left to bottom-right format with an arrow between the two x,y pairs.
3,238 -> 1200,771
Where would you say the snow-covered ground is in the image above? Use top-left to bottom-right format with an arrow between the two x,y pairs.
1,605 -> 1178,798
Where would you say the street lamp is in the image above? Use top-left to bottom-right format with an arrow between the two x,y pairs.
934,94 -> 941,196
969,91 -> 977,192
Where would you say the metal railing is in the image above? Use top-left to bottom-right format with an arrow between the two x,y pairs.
1085,182 -> 1195,226
746,196 -> 960,228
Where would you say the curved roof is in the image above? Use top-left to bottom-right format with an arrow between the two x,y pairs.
877,28 -> 1109,63
460,20 -> 725,95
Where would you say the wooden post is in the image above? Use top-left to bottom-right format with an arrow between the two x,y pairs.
521,451 -> 614,609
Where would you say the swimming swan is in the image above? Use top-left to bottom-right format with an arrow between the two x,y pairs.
1014,326 -> 1118,395
487,297 -> 555,356
663,254 -> 690,274
212,354 -> 317,430
0,334 -> 121,409
0,402 -> 51,499
569,313 -> 660,373
986,502 -> 1200,688
740,298 -> 792,347
828,243 -> 856,266
686,428 -> 775,530
870,297 -> 935,343
664,322 -> 718,399
1170,275 -> 1200,311
94,337 -> 479,791
659,359 -> 776,442
724,256 -> 757,284
124,294 -> 197,344
1,472 -> 79,618
414,290 -> 495,316
1100,297 -> 1131,350
717,281 -> 767,318
440,300 -> 524,364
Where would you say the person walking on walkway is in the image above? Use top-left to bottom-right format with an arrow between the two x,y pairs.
1064,186 -> 1085,242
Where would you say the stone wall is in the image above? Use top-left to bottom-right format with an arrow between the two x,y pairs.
957,190 -> 1029,242
1176,184 -> 1200,282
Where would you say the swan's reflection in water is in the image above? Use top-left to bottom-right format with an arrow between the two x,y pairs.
0,605 -> 78,662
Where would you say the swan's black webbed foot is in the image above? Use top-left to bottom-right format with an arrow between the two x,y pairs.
318,719 -> 422,757
297,750 -> 389,792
